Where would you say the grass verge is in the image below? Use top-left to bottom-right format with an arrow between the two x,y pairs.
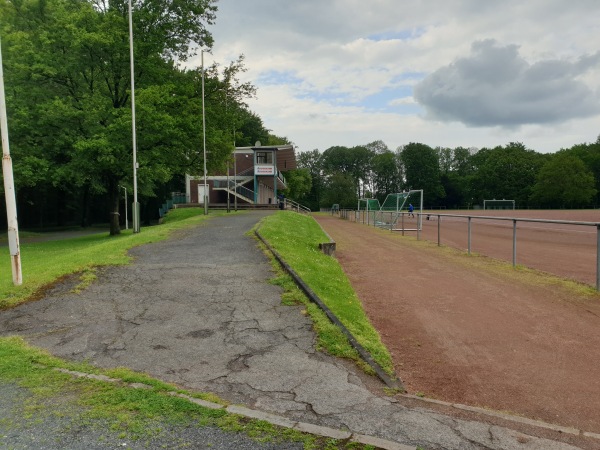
0,336 -> 374,449
256,211 -> 394,376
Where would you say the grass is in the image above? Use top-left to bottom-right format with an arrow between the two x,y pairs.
0,209 -> 377,449
0,336 -> 374,449
0,209 -> 229,310
256,211 -> 394,376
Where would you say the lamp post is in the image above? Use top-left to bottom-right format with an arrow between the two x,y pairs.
201,50 -> 208,215
0,36 -> 22,285
120,185 -> 128,230
128,0 -> 140,232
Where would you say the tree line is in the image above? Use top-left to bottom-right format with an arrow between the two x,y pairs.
284,138 -> 600,211
1,0 -> 286,234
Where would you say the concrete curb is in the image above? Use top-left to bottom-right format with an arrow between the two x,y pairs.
254,229 -> 403,391
402,394 -> 597,439
52,368 -> 415,449
52,362 -> 600,448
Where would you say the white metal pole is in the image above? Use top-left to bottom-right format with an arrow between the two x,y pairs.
128,0 -> 140,232
201,50 -> 208,215
233,150 -> 237,211
0,38 -> 22,285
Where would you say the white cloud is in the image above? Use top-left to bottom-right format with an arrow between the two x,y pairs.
414,40 -> 600,127
194,0 -> 600,153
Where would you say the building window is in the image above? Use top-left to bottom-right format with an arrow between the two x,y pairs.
256,151 -> 273,164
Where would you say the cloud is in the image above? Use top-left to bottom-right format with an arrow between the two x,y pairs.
413,39 -> 600,127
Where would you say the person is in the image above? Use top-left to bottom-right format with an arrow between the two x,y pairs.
278,193 -> 285,210
408,203 -> 415,218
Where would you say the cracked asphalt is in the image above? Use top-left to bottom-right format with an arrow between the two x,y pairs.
0,211 -> 584,449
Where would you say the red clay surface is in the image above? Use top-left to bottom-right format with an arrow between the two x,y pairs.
315,212 -> 600,435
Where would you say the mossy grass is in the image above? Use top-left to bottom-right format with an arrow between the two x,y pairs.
0,209 -> 231,310
256,211 -> 394,376
0,336 -> 374,449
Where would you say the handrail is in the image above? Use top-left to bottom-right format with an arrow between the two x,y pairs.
338,209 -> 600,290
235,166 -> 254,177
213,179 -> 255,202
284,199 -> 311,214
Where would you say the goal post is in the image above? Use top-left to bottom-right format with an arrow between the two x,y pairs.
375,190 -> 423,231
483,199 -> 515,210
357,198 -> 381,225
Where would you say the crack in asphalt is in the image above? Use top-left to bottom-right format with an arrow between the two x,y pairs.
0,212 -> 584,450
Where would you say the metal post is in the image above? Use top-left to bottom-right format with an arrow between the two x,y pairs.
512,219 -> 517,267
0,37 -> 22,285
468,217 -> 471,255
417,213 -> 421,240
437,214 -> 440,246
233,150 -> 237,211
128,0 -> 140,233
201,50 -> 208,215
596,225 -> 600,290
226,162 -> 230,212
419,189 -> 423,233
402,212 -> 405,236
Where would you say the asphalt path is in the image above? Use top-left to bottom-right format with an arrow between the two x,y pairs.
0,211 -> 584,449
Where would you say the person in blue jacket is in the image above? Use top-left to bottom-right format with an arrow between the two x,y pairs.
408,203 -> 415,218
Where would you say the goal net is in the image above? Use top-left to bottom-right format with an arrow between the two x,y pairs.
375,190 -> 423,231
357,198 -> 381,225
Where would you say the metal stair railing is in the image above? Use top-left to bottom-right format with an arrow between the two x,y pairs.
284,199 -> 311,214
213,179 -> 255,203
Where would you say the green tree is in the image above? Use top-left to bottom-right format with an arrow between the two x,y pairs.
2,0 -> 217,234
371,150 -> 402,202
470,142 -> 546,207
321,145 -> 373,198
530,152 -> 597,208
399,142 -> 445,206
321,173 -> 357,209
297,149 -> 323,211
282,169 -> 311,202
564,140 -> 600,206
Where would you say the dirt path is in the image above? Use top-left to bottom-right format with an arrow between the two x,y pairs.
315,214 -> 600,435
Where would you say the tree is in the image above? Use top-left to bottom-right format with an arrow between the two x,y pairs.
371,150 -> 402,202
530,152 -> 597,208
1,0 -> 218,234
564,140 -> 600,205
321,145 -> 373,198
282,169 -> 311,202
321,173 -> 357,209
297,149 -> 323,211
470,142 -> 546,207
399,142 -> 445,206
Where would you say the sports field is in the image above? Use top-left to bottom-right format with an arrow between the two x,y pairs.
410,209 -> 597,286
315,212 -> 600,438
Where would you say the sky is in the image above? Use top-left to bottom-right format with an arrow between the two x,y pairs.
190,0 -> 600,154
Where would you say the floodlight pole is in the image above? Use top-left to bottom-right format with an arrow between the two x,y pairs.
128,0 -> 140,232
201,50 -> 208,215
0,38 -> 22,285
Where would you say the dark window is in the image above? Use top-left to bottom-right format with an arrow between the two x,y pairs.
256,151 -> 273,164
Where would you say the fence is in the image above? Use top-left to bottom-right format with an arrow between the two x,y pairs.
338,209 -> 600,290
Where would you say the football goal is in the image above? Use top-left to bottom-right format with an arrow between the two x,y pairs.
357,198 -> 381,225
483,199 -> 515,210
374,190 -> 423,232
